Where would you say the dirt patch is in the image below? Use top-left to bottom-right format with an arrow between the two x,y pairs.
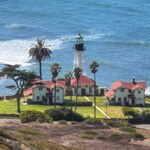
0,122 -> 150,150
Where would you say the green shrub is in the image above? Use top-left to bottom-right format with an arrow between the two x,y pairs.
44,114 -> 53,123
122,107 -> 139,117
58,120 -> 67,124
132,132 -> 144,140
111,132 -> 123,141
44,107 -> 84,121
85,118 -> 102,125
104,119 -> 129,127
71,121 -> 77,125
20,110 -> 45,123
129,109 -> 150,124
120,126 -> 136,133
64,101 -> 92,106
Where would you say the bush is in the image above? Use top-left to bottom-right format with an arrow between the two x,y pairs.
104,119 -> 129,127
44,114 -> 53,123
122,107 -> 139,117
132,132 -> 144,140
111,132 -> 123,141
58,120 -> 67,124
44,107 -> 84,121
64,100 -> 92,106
120,126 -> 136,133
129,109 -> 150,124
85,118 -> 102,125
20,110 -> 45,123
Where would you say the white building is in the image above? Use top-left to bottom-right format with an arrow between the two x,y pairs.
105,78 -> 147,106
23,80 -> 65,104
71,75 -> 94,96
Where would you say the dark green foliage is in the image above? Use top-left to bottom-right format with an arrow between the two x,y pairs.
129,109 -> 150,124
104,119 -> 129,127
20,110 -> 45,123
132,132 -> 144,140
85,118 -> 102,125
64,100 -> 92,106
122,107 -> 139,117
120,126 -> 136,133
111,132 -> 123,141
58,120 -> 67,124
44,107 -> 84,121
44,114 -> 53,123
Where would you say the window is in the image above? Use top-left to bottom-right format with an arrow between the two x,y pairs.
118,97 -> 121,103
120,88 -> 124,92
56,89 -> 59,92
75,87 -> 77,94
138,90 -> 141,94
47,88 -> 50,91
56,96 -> 59,100
39,86 -> 43,91
138,98 -> 141,101
89,87 -> 92,93
42,96 -> 45,100
37,96 -> 40,101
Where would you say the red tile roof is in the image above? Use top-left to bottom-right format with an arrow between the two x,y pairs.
105,90 -> 114,97
71,75 -> 94,86
23,80 -> 65,97
105,80 -> 147,97
112,80 -> 147,91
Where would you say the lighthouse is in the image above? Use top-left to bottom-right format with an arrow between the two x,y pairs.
73,33 -> 86,73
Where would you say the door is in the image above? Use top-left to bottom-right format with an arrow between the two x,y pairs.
81,89 -> 86,96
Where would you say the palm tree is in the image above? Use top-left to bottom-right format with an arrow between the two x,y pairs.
64,72 -> 73,110
50,63 -> 61,109
29,39 -> 52,80
73,67 -> 82,112
89,61 -> 99,118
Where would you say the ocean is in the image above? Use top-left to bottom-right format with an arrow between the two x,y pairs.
0,0 -> 150,96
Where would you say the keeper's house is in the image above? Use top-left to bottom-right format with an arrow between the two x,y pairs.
105,78 -> 147,106
23,80 -> 65,105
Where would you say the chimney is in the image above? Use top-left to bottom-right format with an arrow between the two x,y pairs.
132,77 -> 136,84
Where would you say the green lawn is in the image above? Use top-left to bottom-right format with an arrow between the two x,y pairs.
0,96 -> 149,118
0,99 -> 54,115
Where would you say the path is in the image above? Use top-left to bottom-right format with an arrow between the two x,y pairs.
84,96 -> 110,118
133,124 -> 150,130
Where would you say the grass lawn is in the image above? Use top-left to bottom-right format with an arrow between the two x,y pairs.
146,97 -> 150,103
0,96 -> 149,118
0,99 -> 54,115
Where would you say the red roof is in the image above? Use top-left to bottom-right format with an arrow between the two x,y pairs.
112,81 -> 147,91
105,90 -> 114,97
105,80 -> 147,97
23,80 -> 65,97
71,75 -> 94,86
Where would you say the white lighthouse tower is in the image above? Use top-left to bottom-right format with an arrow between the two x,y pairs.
73,33 -> 86,73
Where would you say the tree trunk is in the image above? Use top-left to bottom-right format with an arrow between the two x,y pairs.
54,80 -> 56,109
75,80 -> 79,112
39,60 -> 42,80
17,94 -> 21,113
94,73 -> 96,118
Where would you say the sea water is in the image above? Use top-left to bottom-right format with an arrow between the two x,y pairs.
0,0 -> 150,95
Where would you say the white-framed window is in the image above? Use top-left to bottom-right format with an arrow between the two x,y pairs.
56,96 -> 59,100
89,87 -> 92,93
39,86 -> 43,91
120,88 -> 124,92
138,90 -> 141,94
57,89 -> 59,92
138,98 -> 141,101
37,96 -> 40,101
75,87 -> 77,94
